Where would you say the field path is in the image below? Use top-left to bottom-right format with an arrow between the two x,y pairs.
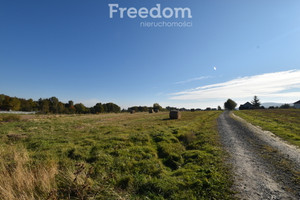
218,111 -> 300,200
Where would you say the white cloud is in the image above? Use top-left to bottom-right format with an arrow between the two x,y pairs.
174,76 -> 211,84
170,70 -> 300,107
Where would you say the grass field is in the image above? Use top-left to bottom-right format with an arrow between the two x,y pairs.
234,109 -> 300,147
0,111 -> 233,200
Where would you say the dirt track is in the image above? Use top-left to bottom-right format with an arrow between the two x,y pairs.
218,111 -> 300,200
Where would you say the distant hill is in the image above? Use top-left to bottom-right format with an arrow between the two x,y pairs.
261,102 -> 293,108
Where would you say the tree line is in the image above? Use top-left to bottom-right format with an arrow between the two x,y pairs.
0,94 -> 120,114
128,103 -> 163,112
224,96 -> 294,110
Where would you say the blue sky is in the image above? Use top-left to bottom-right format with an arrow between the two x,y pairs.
1,0 -> 300,109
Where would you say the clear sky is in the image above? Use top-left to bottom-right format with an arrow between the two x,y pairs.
1,0 -> 300,109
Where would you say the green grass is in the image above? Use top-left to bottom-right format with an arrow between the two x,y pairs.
0,111 -> 233,199
234,109 -> 300,147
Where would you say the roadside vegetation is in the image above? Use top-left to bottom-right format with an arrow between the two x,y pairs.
234,109 -> 300,147
0,111 -> 233,199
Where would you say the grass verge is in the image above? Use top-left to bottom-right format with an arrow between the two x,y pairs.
234,109 -> 300,147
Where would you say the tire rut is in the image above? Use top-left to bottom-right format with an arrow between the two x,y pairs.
218,111 -> 300,200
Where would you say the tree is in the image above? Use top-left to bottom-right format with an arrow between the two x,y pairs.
49,97 -> 59,113
166,106 -> 177,111
128,106 -> 149,112
9,97 -> 21,111
67,100 -> 74,107
0,94 -> 123,115
74,103 -> 87,114
38,98 -> 50,113
251,96 -> 261,109
103,103 -> 120,113
29,99 -> 38,111
280,104 -> 291,109
224,99 -> 237,110
57,102 -> 65,113
217,106 -> 222,110
20,98 -> 31,111
0,94 -> 5,110
2,96 -> 12,110
66,100 -> 76,114
153,103 -> 162,111
93,103 -> 104,113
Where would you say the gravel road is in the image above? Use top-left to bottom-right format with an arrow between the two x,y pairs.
218,111 -> 300,200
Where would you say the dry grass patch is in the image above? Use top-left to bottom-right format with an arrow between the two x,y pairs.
0,146 -> 57,200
